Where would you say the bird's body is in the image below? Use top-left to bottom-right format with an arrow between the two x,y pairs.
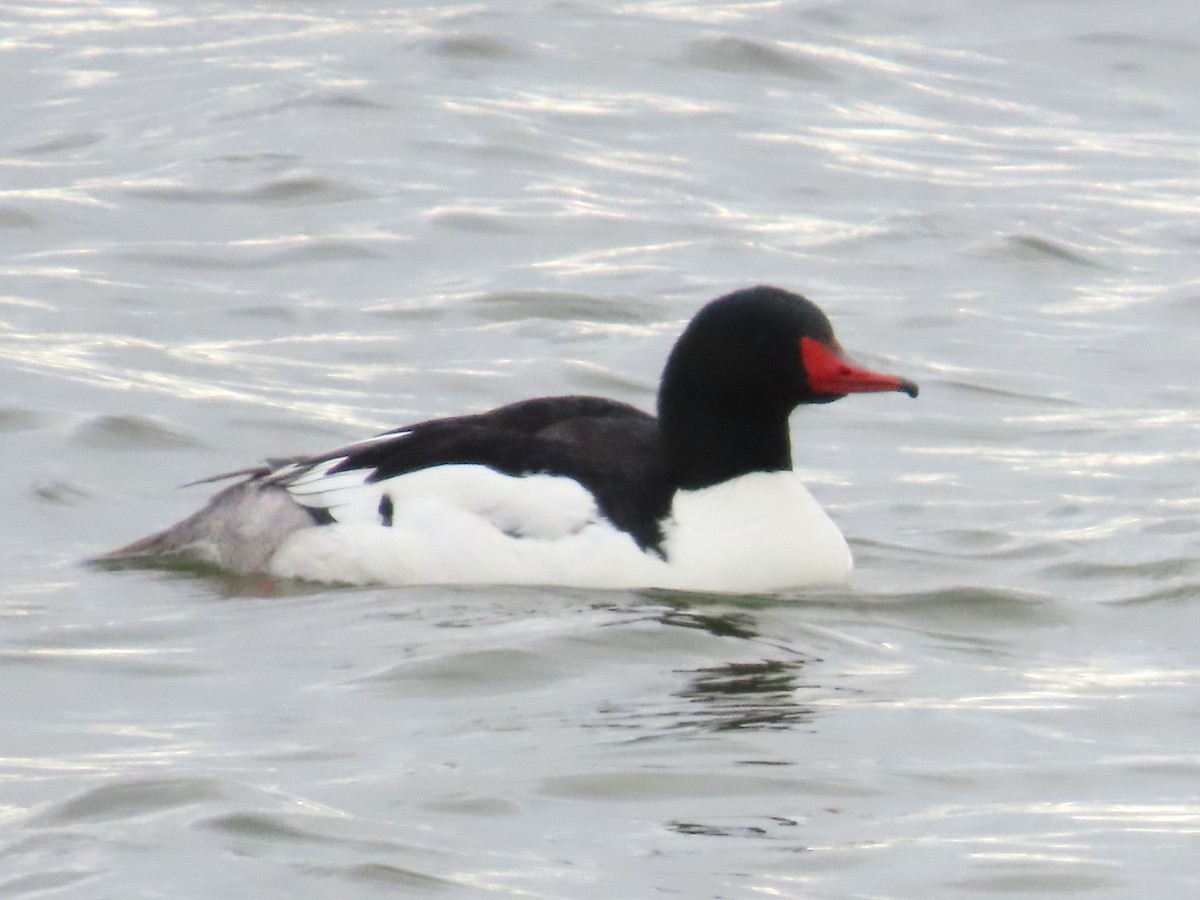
101,286 -> 917,591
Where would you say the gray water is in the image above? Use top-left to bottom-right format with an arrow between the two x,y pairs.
3,1 -> 1199,896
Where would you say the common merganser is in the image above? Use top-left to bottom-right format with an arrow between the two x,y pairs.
101,286 -> 917,591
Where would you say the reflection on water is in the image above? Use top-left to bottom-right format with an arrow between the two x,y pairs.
678,659 -> 815,732
656,606 -> 760,640
667,815 -> 801,839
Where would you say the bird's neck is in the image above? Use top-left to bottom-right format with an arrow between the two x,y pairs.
658,400 -> 794,490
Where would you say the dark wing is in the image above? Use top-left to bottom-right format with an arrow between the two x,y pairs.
277,396 -> 674,550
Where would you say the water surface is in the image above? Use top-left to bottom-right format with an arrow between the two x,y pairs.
2,1 -> 1198,896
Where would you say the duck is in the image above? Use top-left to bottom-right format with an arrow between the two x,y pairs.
100,286 -> 917,591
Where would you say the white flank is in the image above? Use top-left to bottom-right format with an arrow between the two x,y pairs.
266,468 -> 851,592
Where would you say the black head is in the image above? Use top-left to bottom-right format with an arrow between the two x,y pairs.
657,286 -> 917,488
659,286 -> 916,415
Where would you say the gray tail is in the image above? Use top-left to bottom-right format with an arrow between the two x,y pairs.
96,480 -> 319,575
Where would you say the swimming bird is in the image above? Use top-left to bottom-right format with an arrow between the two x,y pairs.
101,286 -> 917,591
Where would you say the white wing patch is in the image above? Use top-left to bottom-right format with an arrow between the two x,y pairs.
268,430 -> 411,523
274,449 -> 602,540
280,457 -> 377,522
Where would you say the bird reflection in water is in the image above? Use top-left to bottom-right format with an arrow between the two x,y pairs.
655,606 -> 819,733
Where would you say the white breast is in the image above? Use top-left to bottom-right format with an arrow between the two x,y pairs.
662,471 -> 852,592
266,467 -> 851,592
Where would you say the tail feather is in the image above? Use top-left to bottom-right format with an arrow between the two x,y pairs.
97,480 -> 319,574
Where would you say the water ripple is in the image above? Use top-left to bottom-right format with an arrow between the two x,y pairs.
680,36 -> 836,79
4,1 -> 1200,896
